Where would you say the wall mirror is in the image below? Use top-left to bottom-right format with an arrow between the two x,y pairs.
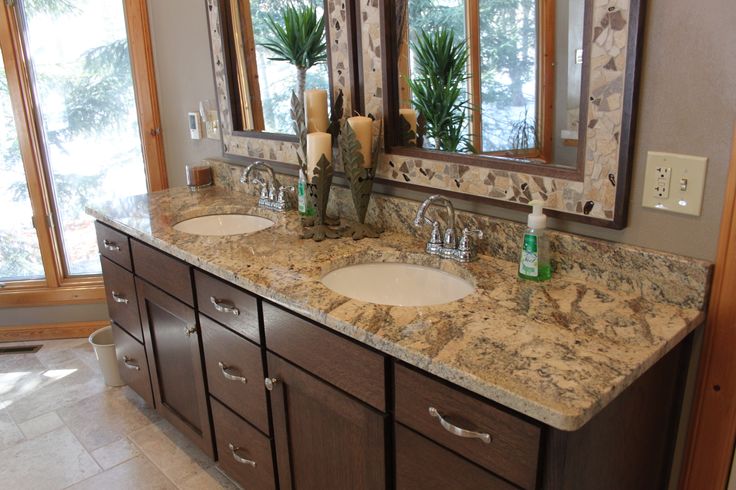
216,0 -> 334,139
378,0 -> 644,227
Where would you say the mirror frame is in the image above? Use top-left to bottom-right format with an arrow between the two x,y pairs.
206,0 -> 362,152
375,0 -> 645,228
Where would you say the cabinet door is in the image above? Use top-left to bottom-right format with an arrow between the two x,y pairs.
137,278 -> 213,458
267,353 -> 385,490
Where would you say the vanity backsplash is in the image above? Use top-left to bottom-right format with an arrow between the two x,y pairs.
207,159 -> 712,311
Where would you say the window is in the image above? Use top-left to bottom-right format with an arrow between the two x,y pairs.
0,0 -> 165,305
401,0 -> 554,159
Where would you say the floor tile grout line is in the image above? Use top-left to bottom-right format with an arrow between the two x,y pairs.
127,432 -> 182,489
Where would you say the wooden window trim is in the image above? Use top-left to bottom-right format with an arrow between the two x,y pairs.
123,0 -> 168,192
475,0 -> 555,160
0,0 -> 166,306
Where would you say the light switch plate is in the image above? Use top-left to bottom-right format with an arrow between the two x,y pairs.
642,151 -> 707,216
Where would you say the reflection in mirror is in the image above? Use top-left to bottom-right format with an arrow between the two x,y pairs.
395,0 -> 585,167
221,0 -> 330,136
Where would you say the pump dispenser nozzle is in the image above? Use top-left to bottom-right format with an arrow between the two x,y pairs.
527,200 -> 547,229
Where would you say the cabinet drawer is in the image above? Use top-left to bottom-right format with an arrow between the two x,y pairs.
95,221 -> 132,270
111,323 -> 153,407
212,398 -> 276,490
101,256 -> 142,342
195,270 -> 260,343
201,315 -> 268,433
131,239 -> 193,306
263,302 -> 385,411
396,424 -> 516,490
395,364 -> 540,489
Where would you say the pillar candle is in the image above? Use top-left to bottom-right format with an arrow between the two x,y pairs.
399,108 -> 417,138
306,132 -> 332,182
348,116 -> 374,168
304,89 -> 329,133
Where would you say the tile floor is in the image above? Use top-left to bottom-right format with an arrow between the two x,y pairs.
0,338 -> 238,490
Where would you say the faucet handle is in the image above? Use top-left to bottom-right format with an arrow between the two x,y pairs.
429,221 -> 442,245
277,185 -> 295,204
459,228 -> 483,251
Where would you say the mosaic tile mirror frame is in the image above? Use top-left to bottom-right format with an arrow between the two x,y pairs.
207,0 -> 644,229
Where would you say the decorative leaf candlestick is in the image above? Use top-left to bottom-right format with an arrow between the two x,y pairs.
296,90 -> 343,230
301,154 -> 341,241
340,120 -> 384,240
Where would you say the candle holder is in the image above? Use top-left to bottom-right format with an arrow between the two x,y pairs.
340,120 -> 384,240
301,154 -> 341,241
293,89 -> 343,228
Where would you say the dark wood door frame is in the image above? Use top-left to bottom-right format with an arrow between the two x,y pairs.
680,123 -> 736,489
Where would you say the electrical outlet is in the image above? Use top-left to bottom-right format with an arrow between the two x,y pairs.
642,152 -> 708,216
653,166 -> 671,199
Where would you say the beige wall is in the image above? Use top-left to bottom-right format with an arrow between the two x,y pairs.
152,0 -> 734,262
147,0 -> 222,187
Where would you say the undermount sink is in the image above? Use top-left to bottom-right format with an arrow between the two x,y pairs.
321,262 -> 475,307
173,214 -> 273,236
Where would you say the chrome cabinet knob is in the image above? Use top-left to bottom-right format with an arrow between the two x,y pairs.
264,377 -> 279,391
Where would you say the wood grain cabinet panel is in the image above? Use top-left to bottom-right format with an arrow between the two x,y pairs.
195,269 -> 260,343
267,353 -> 386,490
262,301 -> 385,411
111,322 -> 154,407
95,221 -> 132,270
201,315 -> 268,433
137,277 -> 213,458
101,256 -> 142,341
395,363 -> 540,489
211,398 -> 276,490
396,423 -> 517,490
131,239 -> 193,306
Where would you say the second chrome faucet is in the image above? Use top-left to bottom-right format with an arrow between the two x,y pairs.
240,161 -> 293,212
413,195 -> 483,262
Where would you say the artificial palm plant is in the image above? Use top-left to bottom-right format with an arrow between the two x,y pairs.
406,27 -> 473,153
261,2 -> 327,100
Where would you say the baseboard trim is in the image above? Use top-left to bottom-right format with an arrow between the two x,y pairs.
0,320 -> 110,342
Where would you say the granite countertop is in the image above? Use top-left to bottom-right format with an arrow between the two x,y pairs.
87,186 -> 706,431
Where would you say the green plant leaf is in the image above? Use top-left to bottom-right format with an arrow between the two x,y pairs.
261,3 -> 327,71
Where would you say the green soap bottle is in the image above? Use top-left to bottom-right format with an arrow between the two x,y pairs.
518,200 -> 552,281
297,168 -> 315,217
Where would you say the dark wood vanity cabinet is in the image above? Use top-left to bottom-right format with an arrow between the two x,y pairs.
95,222 -> 690,490
267,353 -> 386,490
136,276 -> 214,458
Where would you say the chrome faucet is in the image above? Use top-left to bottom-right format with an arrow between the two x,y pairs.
240,161 -> 293,212
413,195 -> 483,262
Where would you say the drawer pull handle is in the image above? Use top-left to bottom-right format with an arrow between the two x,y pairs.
103,239 -> 121,251
210,296 -> 240,316
185,325 -> 198,337
428,407 -> 492,444
218,362 -> 247,383
264,377 -> 279,391
111,291 -> 129,304
122,356 -> 141,371
228,443 -> 256,467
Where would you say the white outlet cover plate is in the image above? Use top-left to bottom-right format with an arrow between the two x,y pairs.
642,151 -> 708,216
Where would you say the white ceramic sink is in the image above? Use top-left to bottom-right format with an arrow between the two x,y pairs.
173,214 -> 274,236
321,262 -> 475,307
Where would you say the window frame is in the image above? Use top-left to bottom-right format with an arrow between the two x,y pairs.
0,0 -> 167,307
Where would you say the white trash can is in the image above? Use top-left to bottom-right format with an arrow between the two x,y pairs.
89,326 -> 125,387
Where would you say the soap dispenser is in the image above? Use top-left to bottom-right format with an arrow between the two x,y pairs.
518,200 -> 551,281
